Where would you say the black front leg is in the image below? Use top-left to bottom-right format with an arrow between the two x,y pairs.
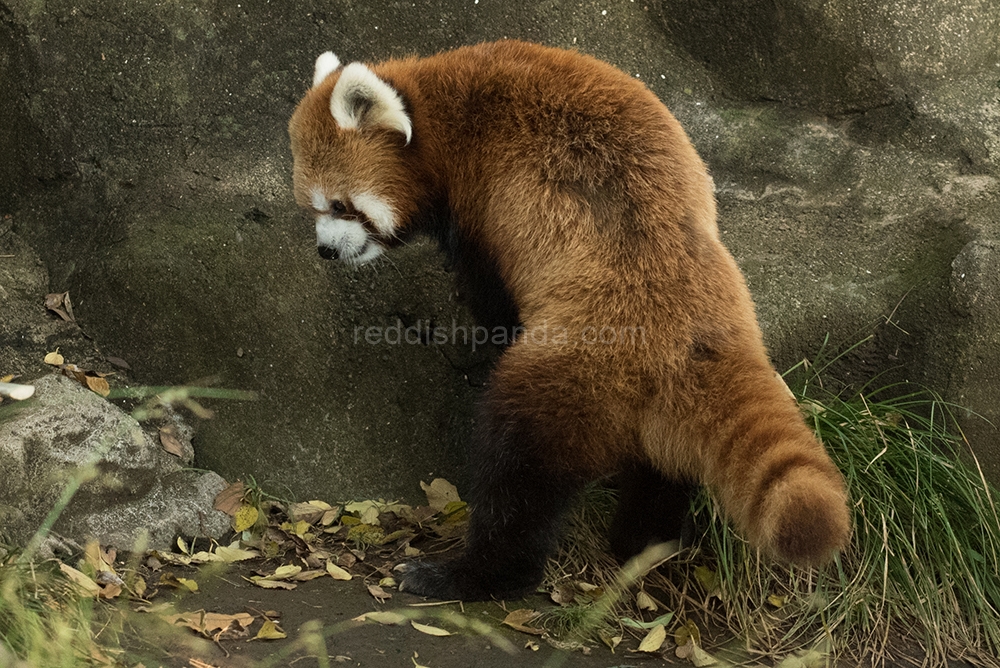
400,393 -> 583,600
609,461 -> 695,562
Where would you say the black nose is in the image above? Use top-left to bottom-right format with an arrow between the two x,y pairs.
318,245 -> 338,260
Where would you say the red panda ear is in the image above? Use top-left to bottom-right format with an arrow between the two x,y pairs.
312,51 -> 341,88
329,63 -> 413,145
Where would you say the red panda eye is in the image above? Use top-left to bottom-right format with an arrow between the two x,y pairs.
331,200 -> 347,215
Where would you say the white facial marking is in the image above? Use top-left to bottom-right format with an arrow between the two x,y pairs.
312,51 -> 341,88
310,187 -> 329,212
330,62 -> 413,144
315,215 -> 384,266
351,191 -> 398,237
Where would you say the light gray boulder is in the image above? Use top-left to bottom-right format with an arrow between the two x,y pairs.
0,374 -> 231,551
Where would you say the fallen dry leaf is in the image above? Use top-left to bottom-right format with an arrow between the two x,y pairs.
212,543 -> 259,563
411,621 -> 451,637
502,609 -> 544,636
288,500 -> 336,524
43,350 -> 64,366
637,624 -> 666,653
674,619 -> 702,647
675,638 -> 719,666
44,291 -> 75,322
213,481 -> 245,516
59,563 -> 101,597
84,375 -> 110,397
420,478 -> 461,512
549,582 -> 575,606
254,619 -> 286,640
164,610 -> 254,639
636,590 -> 658,611
233,504 -> 259,532
367,583 -> 392,602
159,426 -> 186,457
248,578 -> 297,590
353,610 -> 406,625
326,561 -> 352,581
105,355 -> 130,369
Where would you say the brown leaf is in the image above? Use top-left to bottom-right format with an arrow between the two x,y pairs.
159,426 -> 186,457
105,355 -> 130,369
502,609 -> 544,636
59,563 -> 101,597
84,374 -> 110,397
163,610 -> 254,639
550,582 -> 576,607
420,478 -> 461,512
214,481 -> 245,516
367,584 -> 391,602
44,291 -> 75,322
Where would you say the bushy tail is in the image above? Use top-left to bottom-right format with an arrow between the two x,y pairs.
700,366 -> 851,565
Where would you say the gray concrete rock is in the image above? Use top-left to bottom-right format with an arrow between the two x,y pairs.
0,374 -> 230,550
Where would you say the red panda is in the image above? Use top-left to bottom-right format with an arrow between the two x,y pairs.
289,41 -> 851,601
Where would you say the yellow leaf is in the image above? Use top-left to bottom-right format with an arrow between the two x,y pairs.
213,544 -> 259,563
59,563 -> 101,597
768,593 -> 789,608
694,565 -> 719,593
269,564 -> 302,580
326,561 -> 352,581
637,624 -> 666,653
599,631 -> 622,651
176,536 -> 190,555
233,504 -> 259,532
281,519 -> 312,538
353,611 -> 406,625
674,619 -> 701,647
379,576 -> 397,588
255,620 -> 287,640
44,351 -> 64,366
411,621 -> 451,637
176,578 -> 199,592
248,578 -> 297,590
636,590 -> 658,611
411,652 -> 430,668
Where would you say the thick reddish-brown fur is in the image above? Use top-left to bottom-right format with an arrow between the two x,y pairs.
289,41 -> 851,600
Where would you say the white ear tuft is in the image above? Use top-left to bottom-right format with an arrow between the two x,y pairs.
312,51 -> 341,88
330,62 -> 412,145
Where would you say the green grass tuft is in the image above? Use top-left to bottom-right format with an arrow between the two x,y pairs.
546,343 -> 1000,667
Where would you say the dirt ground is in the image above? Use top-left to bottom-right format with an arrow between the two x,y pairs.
115,561 -> 666,668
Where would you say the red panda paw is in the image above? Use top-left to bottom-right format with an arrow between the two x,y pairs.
759,466 -> 852,566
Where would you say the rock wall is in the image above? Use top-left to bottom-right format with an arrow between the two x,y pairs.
1,0 -> 997,498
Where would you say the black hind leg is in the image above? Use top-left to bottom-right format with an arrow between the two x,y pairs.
609,461 -> 695,562
399,395 -> 583,600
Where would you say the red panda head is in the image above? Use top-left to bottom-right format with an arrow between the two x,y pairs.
289,52 -> 415,265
